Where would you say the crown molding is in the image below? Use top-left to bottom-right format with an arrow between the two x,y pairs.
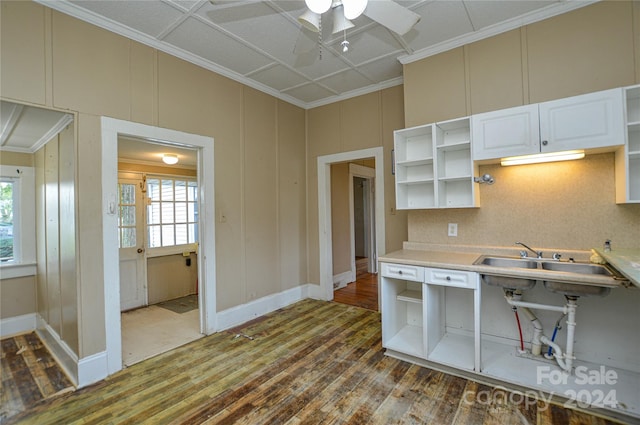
398,0 -> 599,65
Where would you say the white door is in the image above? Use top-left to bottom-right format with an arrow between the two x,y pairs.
118,175 -> 147,311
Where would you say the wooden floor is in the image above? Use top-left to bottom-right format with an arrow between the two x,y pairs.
333,257 -> 378,311
1,332 -> 74,423
3,300 -> 622,425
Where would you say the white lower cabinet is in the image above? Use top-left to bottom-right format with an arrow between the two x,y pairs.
381,263 -> 481,372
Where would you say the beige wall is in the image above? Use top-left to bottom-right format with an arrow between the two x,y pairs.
0,276 -> 36,319
403,1 -> 640,251
1,2 -> 306,358
147,254 -> 198,304
0,153 -> 36,320
34,125 -> 79,353
331,163 -> 351,275
306,88 -> 409,285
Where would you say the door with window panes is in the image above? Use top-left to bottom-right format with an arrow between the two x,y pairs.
118,175 -> 147,311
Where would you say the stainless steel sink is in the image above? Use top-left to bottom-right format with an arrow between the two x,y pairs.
542,280 -> 611,297
473,256 -> 538,290
474,255 -> 618,296
540,262 -> 613,297
540,261 -> 612,275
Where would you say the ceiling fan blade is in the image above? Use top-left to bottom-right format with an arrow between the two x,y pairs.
363,0 -> 421,36
293,28 -> 318,54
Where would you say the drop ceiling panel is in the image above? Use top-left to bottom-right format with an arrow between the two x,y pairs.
318,69 -> 374,94
332,26 -> 405,66
70,0 -> 184,38
464,1 -> 557,30
163,16 -> 273,75
408,1 -> 475,48
197,2 -> 306,65
283,83 -> 337,104
356,55 -> 404,83
248,64 -> 309,91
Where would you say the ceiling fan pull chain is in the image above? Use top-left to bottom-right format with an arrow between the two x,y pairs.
318,16 -> 323,60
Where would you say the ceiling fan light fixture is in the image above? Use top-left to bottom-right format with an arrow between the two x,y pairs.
162,153 -> 179,165
298,9 -> 321,32
305,0 -> 332,14
342,0 -> 367,20
332,5 -> 354,34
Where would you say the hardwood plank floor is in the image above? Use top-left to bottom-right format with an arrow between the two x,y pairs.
1,332 -> 74,423
3,300 -> 623,425
333,257 -> 378,311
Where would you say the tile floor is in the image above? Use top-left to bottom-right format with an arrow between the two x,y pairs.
121,303 -> 203,366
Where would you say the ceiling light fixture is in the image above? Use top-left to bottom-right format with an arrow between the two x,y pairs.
305,0 -> 332,14
500,150 -> 585,166
332,4 -> 354,34
162,153 -> 179,165
298,9 -> 321,32
342,0 -> 367,20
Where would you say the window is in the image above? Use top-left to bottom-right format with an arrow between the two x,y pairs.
0,180 -> 16,262
117,182 -> 138,249
146,177 -> 198,249
0,166 -> 35,277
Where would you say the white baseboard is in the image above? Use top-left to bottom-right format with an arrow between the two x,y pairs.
333,270 -> 354,290
217,284 -> 312,332
0,313 -> 36,338
36,314 -> 108,388
77,351 -> 109,388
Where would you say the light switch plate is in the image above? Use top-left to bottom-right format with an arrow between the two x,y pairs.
448,223 -> 458,237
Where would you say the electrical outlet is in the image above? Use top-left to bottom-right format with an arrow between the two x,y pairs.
448,223 -> 458,237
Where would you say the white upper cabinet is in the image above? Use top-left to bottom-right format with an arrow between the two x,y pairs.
472,88 -> 625,161
394,117 -> 478,210
539,88 -> 624,152
471,104 -> 539,160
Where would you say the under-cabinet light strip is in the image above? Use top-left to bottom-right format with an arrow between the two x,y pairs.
500,150 -> 585,166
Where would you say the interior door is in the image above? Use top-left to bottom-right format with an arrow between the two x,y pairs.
118,175 -> 147,311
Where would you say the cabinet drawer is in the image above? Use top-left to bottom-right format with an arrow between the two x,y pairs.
381,263 -> 424,282
426,268 -> 477,289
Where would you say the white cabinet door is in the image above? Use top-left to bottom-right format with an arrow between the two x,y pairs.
539,88 -> 624,153
471,104 -> 539,160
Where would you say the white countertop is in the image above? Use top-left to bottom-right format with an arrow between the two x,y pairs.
379,243 -> 633,289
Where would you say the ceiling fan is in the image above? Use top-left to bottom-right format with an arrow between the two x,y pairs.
295,0 -> 420,54
298,0 -> 421,37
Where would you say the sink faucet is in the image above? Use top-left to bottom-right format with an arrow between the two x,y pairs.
516,242 -> 543,259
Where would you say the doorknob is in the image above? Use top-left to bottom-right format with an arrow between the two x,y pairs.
137,248 -> 144,253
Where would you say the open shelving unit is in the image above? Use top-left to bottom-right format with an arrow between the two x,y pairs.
381,278 -> 425,358
394,117 -> 478,209
624,85 -> 640,202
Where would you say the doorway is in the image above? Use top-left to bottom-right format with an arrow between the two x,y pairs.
101,117 -> 216,377
317,147 -> 385,309
117,138 -> 203,366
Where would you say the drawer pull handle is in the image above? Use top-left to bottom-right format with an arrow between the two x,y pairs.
398,270 -> 403,275
446,276 -> 451,281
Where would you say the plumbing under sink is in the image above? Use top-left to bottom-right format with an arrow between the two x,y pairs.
474,255 -> 617,296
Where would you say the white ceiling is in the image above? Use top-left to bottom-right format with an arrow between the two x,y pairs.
39,0 -> 596,109
118,136 -> 198,168
0,101 -> 73,153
